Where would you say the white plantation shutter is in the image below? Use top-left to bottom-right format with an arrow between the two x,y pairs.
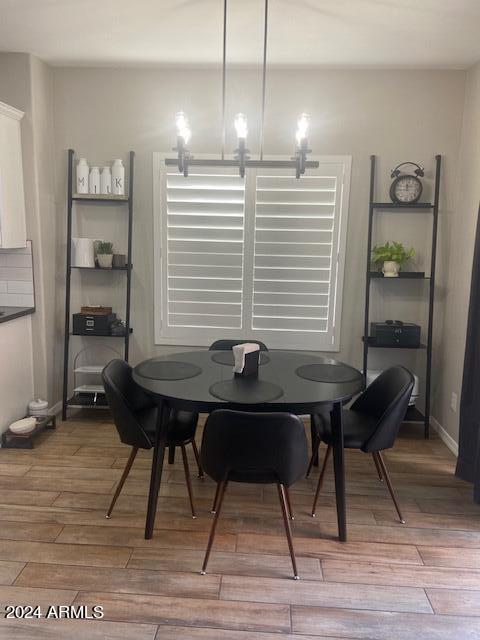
157,166 -> 246,341
154,155 -> 350,350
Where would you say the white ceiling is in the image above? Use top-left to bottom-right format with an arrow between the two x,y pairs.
0,0 -> 479,68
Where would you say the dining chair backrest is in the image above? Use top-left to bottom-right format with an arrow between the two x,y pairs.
102,359 -> 155,450
201,409 -> 308,486
208,339 -> 269,351
350,366 -> 414,452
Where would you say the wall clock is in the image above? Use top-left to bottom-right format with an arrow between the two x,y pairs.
389,161 -> 424,204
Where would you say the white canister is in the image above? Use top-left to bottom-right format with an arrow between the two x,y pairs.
111,159 -> 125,195
29,398 -> 49,417
76,157 -> 89,194
89,166 -> 101,195
72,237 -> 95,268
100,166 -> 112,195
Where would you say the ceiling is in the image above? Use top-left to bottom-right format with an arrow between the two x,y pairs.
0,0 -> 479,68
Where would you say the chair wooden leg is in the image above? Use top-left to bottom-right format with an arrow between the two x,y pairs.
284,486 -> 294,520
376,451 -> 406,524
168,444 -> 175,465
311,444 -> 332,517
191,439 -> 204,478
106,446 -> 138,518
278,484 -> 299,579
211,481 -> 221,514
201,480 -> 227,575
180,444 -> 197,519
372,452 -> 384,482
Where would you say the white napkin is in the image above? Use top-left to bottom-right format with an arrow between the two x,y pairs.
232,343 -> 260,374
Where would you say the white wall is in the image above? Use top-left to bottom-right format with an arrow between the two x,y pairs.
434,62 -> 480,442
52,66 -> 465,411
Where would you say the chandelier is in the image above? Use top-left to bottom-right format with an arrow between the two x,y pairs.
169,0 -> 318,179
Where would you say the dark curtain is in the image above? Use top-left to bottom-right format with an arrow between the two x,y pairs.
456,203 -> 480,502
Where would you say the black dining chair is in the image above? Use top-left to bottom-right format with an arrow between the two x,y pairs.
309,365 -> 414,524
208,338 -> 269,351
199,409 -> 308,579
102,359 -> 201,519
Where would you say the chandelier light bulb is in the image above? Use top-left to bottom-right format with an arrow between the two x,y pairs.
234,113 -> 248,140
175,111 -> 191,144
296,112 -> 310,145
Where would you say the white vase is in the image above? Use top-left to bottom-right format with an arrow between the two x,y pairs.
72,237 -> 95,267
100,166 -> 112,195
382,260 -> 400,277
89,166 -> 100,195
111,159 -> 125,195
97,253 -> 113,268
76,157 -> 89,194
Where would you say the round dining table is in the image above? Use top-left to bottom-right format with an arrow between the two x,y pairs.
133,349 -> 365,542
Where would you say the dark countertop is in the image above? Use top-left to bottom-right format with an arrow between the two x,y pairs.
0,306 -> 35,324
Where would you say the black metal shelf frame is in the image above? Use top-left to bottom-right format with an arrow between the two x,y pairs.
362,155 -> 441,438
62,149 -> 135,420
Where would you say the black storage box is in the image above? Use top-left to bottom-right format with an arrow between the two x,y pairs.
370,322 -> 421,347
73,312 -> 116,336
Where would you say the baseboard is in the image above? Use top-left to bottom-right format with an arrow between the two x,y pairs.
430,415 -> 458,457
48,400 -> 62,417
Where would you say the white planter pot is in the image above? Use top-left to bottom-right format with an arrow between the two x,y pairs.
382,260 -> 400,277
97,253 -> 113,269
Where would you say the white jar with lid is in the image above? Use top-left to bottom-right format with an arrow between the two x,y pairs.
111,159 -> 125,195
76,157 -> 89,194
100,166 -> 112,194
28,398 -> 49,417
89,166 -> 100,195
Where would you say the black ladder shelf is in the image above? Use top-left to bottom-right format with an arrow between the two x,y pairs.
362,155 -> 441,438
62,149 -> 135,420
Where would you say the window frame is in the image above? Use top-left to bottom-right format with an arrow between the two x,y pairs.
153,152 -> 351,351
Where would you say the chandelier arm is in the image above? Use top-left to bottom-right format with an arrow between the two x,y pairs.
221,0 -> 227,160
259,0 -> 269,161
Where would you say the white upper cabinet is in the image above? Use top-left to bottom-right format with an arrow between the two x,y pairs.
0,101 -> 27,248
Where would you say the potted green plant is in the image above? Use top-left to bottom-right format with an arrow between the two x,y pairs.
97,241 -> 114,269
371,241 -> 415,277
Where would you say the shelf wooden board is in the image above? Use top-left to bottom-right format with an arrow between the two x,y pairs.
72,193 -> 128,202
372,202 -> 433,210
363,336 -> 426,349
369,271 -> 427,279
71,330 -> 132,338
71,265 -> 129,271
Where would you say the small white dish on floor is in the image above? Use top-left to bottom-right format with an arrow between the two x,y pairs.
9,416 -> 37,435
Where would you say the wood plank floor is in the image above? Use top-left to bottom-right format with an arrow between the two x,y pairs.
0,413 -> 479,639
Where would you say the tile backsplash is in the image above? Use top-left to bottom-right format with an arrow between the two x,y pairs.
0,241 -> 34,307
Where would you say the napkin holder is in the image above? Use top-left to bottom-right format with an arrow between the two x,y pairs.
233,343 -> 260,379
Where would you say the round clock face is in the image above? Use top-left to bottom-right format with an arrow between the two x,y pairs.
390,175 -> 423,204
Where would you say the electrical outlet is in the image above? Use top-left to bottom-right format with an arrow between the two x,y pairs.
451,392 -> 458,412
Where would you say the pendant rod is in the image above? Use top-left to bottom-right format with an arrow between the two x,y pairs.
259,0 -> 269,161
221,0 -> 227,160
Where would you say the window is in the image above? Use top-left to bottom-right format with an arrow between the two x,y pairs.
154,154 -> 351,350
